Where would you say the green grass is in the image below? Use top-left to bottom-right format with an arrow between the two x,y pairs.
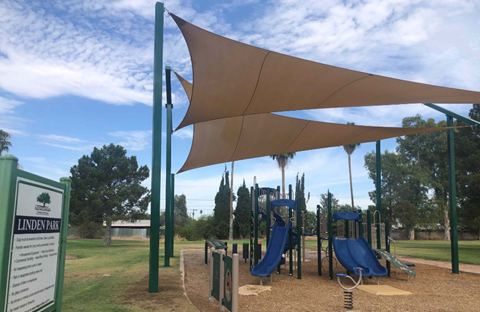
394,240 -> 480,265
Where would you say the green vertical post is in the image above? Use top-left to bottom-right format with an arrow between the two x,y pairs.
254,184 -> 259,266
367,209 -> 372,247
288,184 -> 293,276
250,187 -> 254,269
345,220 -> 349,239
358,209 -> 363,238
276,185 -> 281,274
296,195 -> 301,280
328,191 -> 333,280
164,65 -> 173,265
316,205 -> 321,276
385,218 -> 391,276
150,1 -> 164,292
376,140 -> 382,250
170,173 -> 175,256
447,116 -> 459,274
0,155 -> 18,308
56,177 -> 71,311
266,188 -> 271,247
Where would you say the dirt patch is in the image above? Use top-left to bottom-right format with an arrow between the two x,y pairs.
121,269 -> 198,312
65,255 -> 77,260
184,250 -> 480,311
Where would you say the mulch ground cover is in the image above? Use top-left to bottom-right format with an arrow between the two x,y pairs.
183,250 -> 480,312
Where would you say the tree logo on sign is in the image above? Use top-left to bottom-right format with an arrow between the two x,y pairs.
37,192 -> 51,207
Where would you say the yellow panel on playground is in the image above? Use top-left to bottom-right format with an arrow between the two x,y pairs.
357,285 -> 412,296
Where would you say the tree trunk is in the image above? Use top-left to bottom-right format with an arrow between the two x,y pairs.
409,228 -> 415,241
104,220 -> 112,247
444,210 -> 451,241
229,161 -> 234,241
348,154 -> 355,211
281,166 -> 285,199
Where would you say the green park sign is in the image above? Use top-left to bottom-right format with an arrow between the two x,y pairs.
0,155 -> 71,312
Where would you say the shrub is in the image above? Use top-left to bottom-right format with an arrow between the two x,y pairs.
77,222 -> 105,239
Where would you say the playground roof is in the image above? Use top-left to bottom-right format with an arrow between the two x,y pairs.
175,75 -> 462,173
171,13 -> 480,130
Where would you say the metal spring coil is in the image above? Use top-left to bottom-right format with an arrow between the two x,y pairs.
344,290 -> 353,310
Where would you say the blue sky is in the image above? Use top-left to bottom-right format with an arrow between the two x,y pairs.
1,0 -> 480,216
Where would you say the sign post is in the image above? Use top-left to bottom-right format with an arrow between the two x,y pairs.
0,155 -> 71,312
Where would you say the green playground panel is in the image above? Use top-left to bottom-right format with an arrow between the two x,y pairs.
222,255 -> 233,312
374,249 -> 416,276
211,252 -> 221,301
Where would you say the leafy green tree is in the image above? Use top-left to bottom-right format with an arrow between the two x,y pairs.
36,192 -> 51,207
0,129 -> 12,155
69,144 -> 150,247
213,167 -> 233,238
318,192 -> 339,213
364,150 -> 433,238
271,153 -> 296,199
396,115 -> 450,239
233,180 -> 251,239
457,104 -> 480,237
343,122 -> 361,211
295,173 -> 306,212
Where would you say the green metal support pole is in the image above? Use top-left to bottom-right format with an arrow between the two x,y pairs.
385,219 -> 390,277
150,1 -> 163,292
358,209 -> 363,238
254,184 -> 259,266
367,209 -> 372,247
276,185 -> 281,274
170,173 -> 175,256
56,177 -> 71,311
447,116 -> 459,274
317,205 -> 321,276
164,65 -> 173,264
328,191 -> 333,280
250,187 -> 254,269
266,188 -> 271,247
0,155 -> 18,308
288,184 -> 293,276
297,195 -> 301,280
376,140 -> 382,250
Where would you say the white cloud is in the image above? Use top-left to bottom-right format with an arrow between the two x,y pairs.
0,97 -> 22,114
173,127 -> 193,139
21,157 -> 71,180
38,133 -> 100,151
109,130 -> 152,151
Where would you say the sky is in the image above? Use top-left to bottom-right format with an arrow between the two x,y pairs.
1,0 -> 480,217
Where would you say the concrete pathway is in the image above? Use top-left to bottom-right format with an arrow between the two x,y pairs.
398,256 -> 480,275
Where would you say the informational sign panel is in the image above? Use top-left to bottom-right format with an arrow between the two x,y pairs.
5,179 -> 64,312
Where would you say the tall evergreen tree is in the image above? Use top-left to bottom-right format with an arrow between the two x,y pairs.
213,167 -> 234,238
233,180 -> 251,239
295,173 -> 306,212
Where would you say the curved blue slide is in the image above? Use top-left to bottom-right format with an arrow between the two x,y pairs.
333,235 -> 388,277
251,222 -> 291,277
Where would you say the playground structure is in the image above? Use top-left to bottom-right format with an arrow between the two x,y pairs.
148,3 -> 480,295
205,240 -> 228,265
247,179 -> 417,285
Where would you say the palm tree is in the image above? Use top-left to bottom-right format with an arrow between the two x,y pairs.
343,122 -> 361,211
0,130 -> 12,156
270,153 -> 296,199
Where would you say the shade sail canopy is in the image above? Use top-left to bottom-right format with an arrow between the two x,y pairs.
177,112 -> 458,173
171,13 -> 480,130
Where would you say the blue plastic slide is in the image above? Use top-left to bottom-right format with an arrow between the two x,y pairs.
251,222 -> 291,277
332,235 -> 388,277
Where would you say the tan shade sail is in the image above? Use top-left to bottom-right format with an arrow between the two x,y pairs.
178,112 -> 458,173
171,13 -> 480,130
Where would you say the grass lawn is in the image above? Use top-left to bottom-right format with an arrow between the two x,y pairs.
62,239 -> 249,311
394,240 -> 480,265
